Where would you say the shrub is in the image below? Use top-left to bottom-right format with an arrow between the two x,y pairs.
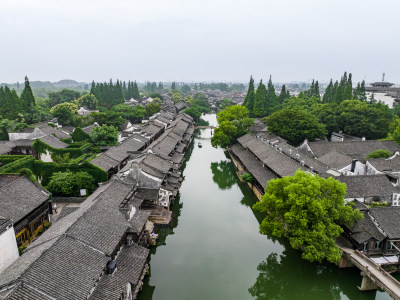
242,172 -> 254,183
366,149 -> 392,160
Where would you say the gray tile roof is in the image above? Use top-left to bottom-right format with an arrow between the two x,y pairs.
89,244 -> 149,300
142,154 -> 173,175
57,207 -> 79,221
0,176 -> 50,223
5,282 -> 54,300
231,143 -> 276,188
370,207 -> 400,239
0,141 -> 14,154
39,135 -> 68,149
39,126 -> 70,140
20,236 -> 109,300
90,153 -> 119,171
368,155 -> 400,172
317,150 -> 354,170
239,135 -> 306,177
348,210 -> 386,244
307,140 -> 400,161
339,175 -> 398,200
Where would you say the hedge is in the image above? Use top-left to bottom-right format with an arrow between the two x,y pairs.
33,139 -> 92,159
0,155 -> 27,165
0,156 -> 35,173
0,156 -> 107,186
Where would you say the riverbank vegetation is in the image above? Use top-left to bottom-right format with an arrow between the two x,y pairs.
211,106 -> 254,148
253,171 -> 363,263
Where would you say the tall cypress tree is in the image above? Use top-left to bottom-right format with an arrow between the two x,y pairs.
322,80 -> 333,103
353,83 -> 361,100
278,85 -> 288,104
253,80 -> 268,117
243,76 -> 255,114
333,81 -> 343,103
360,80 -> 366,101
90,81 -> 96,94
314,81 -> 320,98
266,75 -> 277,113
20,76 -> 36,123
132,81 -> 140,99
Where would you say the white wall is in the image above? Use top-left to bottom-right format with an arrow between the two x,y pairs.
0,225 -> 19,273
366,92 -> 396,108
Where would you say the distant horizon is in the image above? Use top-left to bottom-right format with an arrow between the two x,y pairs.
1,75 -> 396,86
2,0 -> 399,85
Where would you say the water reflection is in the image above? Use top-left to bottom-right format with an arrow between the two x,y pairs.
248,243 -> 381,300
210,160 -> 237,190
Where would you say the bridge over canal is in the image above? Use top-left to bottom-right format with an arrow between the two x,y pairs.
339,245 -> 400,299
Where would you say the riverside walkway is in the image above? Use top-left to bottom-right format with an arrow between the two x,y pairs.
339,245 -> 400,299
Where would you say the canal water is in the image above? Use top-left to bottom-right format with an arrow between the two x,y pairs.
138,114 -> 391,300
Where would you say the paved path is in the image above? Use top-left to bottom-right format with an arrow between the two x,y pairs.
340,245 -> 400,299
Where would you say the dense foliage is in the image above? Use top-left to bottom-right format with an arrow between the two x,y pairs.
253,171 -> 363,263
90,80 -> 124,108
46,171 -> 96,196
50,102 -> 78,125
89,124 -> 118,146
365,149 -> 392,160
265,108 -> 327,145
71,127 -> 91,142
211,106 -> 254,148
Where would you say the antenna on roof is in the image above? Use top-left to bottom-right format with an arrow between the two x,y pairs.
382,72 -> 385,82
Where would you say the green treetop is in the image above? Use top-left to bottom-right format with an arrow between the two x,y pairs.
253,80 -> 268,117
20,76 -> 36,123
253,170 -> 363,264
278,85 -> 288,104
243,76 -> 255,114
132,81 -> 140,99
265,107 -> 327,145
211,105 -> 254,148
266,76 -> 277,113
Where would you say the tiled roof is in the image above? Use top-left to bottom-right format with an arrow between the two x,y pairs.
57,207 -> 79,221
0,176 -> 50,223
348,210 -> 386,244
39,135 -> 68,149
21,236 -> 109,300
368,155 -> 400,172
370,207 -> 400,239
339,175 -> 398,200
307,140 -> 400,161
5,282 -> 53,300
231,143 -> 276,188
89,244 -> 149,300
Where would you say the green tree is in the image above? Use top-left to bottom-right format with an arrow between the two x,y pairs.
90,124 -> 118,146
50,102 -> 78,125
211,105 -> 254,148
266,76 -> 277,113
145,101 -> 161,116
322,80 -> 334,103
253,171 -> 363,263
181,84 -> 191,94
278,85 -> 288,104
20,76 -> 36,123
77,94 -> 98,110
241,172 -> 253,183
171,92 -> 183,103
253,80 -> 268,117
265,107 -> 327,145
171,82 -> 176,90
243,76 -> 255,114
184,107 -> 201,121
71,127 -> 91,142
46,171 -> 95,197
132,81 -> 140,99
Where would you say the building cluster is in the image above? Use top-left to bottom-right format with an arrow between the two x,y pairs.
229,119 -> 400,258
0,109 -> 195,300
365,80 -> 400,108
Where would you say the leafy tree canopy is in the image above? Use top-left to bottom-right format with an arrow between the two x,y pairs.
50,102 -> 78,126
90,124 -> 118,146
211,105 -> 254,148
253,171 -> 363,263
78,94 -> 98,110
71,127 -> 91,142
265,107 -> 327,145
46,171 -> 96,197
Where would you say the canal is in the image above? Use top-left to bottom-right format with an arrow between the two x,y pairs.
138,114 -> 391,300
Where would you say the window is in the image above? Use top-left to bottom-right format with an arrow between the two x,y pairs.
389,242 -> 394,250
363,242 -> 368,250
393,194 -> 400,206
376,241 -> 380,249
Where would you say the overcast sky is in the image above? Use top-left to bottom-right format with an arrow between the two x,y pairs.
1,0 -> 399,84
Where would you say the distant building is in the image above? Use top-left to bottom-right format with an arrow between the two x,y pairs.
365,81 -> 400,108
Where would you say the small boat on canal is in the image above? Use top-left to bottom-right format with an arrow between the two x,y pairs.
198,142 -> 202,148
